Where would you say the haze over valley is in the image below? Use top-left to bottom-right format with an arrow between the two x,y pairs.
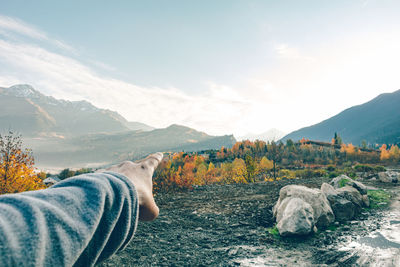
1,84 -> 399,170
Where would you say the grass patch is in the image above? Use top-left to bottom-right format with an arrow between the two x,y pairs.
338,178 -> 350,188
327,224 -> 339,231
267,225 -> 281,239
368,189 -> 391,209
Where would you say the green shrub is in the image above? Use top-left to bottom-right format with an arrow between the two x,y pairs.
354,164 -> 374,172
267,225 -> 280,238
329,172 -> 339,178
58,168 -> 76,180
354,164 -> 385,173
374,166 -> 386,172
326,165 -> 336,172
295,169 -> 326,179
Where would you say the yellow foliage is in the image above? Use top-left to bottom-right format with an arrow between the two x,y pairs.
340,143 -> 356,154
258,156 -> 273,172
194,164 -> 207,185
278,169 -> 296,179
0,133 -> 45,194
380,144 -> 390,161
231,158 -> 247,184
389,145 -> 400,161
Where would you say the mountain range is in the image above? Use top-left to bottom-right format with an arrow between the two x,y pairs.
0,84 -> 154,137
0,84 -> 235,169
282,89 -> 400,145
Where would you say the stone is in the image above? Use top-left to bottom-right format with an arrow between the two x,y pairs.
336,186 -> 364,209
330,197 -> 356,222
321,183 -> 356,222
321,183 -> 338,202
273,185 -> 334,229
378,171 -> 399,183
352,181 -> 368,195
330,175 -> 368,195
276,197 -> 315,236
362,195 -> 370,207
330,175 -> 353,189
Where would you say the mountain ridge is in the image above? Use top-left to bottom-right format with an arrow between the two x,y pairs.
281,89 -> 400,145
0,84 -> 154,136
1,84 -> 235,168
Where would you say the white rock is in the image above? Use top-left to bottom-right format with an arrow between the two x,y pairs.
273,185 -> 334,228
378,171 -> 399,183
276,197 -> 315,236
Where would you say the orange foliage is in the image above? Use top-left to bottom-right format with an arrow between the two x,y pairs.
380,144 -> 390,161
340,143 -> 356,154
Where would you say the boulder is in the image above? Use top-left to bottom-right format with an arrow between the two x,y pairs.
378,171 -> 399,183
321,183 -> 356,222
330,175 -> 368,195
330,175 -> 353,189
321,183 -> 338,202
336,186 -> 364,210
273,185 -> 334,228
362,194 -> 370,207
330,197 -> 355,222
276,197 -> 315,236
352,181 -> 368,195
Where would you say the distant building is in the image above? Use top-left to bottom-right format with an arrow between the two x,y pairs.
43,176 -> 61,187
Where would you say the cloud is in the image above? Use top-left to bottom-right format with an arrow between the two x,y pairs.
1,14 -> 399,138
0,16 -> 252,136
274,43 -> 314,62
0,15 -> 75,52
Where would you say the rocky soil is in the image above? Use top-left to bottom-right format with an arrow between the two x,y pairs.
100,176 -> 399,267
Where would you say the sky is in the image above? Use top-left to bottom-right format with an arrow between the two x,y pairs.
0,0 -> 400,137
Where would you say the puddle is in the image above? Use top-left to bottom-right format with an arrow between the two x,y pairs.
221,245 -> 314,267
338,187 -> 400,266
359,233 -> 400,249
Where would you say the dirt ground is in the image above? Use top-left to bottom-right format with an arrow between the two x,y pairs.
100,176 -> 398,267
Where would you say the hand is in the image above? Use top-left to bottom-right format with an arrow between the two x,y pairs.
101,152 -> 163,221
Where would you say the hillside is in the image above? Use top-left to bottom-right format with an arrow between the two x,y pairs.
282,89 -> 400,145
28,124 -> 236,169
0,84 -> 153,137
0,84 -> 235,169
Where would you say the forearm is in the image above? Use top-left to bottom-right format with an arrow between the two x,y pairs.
0,172 -> 139,267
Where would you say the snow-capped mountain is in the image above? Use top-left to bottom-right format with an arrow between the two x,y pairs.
238,128 -> 286,142
0,84 -> 154,137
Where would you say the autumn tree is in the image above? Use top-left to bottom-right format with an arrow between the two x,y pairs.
380,144 -> 390,161
245,154 -> 257,182
0,132 -> 44,194
258,156 -> 273,175
232,158 -> 247,183
340,143 -> 356,155
267,141 -> 283,179
389,145 -> 400,162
